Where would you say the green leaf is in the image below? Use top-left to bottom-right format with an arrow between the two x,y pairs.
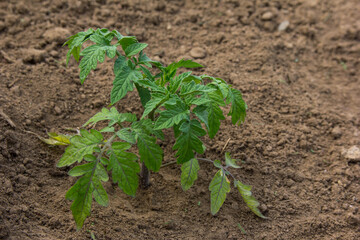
173,119 -> 206,164
188,96 -> 211,106
207,89 -> 226,106
99,126 -> 115,133
207,102 -> 225,138
209,169 -> 231,215
192,105 -> 209,129
169,71 -> 192,93
135,79 -> 166,93
208,78 -> 229,100
108,142 -> 139,197
68,162 -> 94,177
180,158 -> 200,190
168,59 -> 203,72
138,51 -> 152,66
92,176 -> 109,206
111,66 -> 142,104
65,158 -> 109,230
154,100 -> 190,130
137,133 -> 163,172
235,180 -> 266,219
227,88 -> 247,125
89,33 -> 110,45
114,55 -> 127,76
180,81 -> 215,97
125,43 -> 148,57
139,65 -> 154,81
116,128 -> 136,144
111,141 -> 132,151
64,28 -> 95,65
83,107 -> 137,127
182,75 -> 203,84
132,120 -> 163,172
213,160 -> 222,169
79,33 -> 117,83
135,83 -> 151,107
57,130 -> 103,167
118,36 -> 137,52
65,175 -> 93,230
149,61 -> 164,70
225,152 -> 240,168
111,30 -> 124,40
96,163 -> 109,181
142,93 -> 167,119
100,157 -> 110,166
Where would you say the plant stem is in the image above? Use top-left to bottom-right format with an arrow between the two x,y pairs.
197,157 -> 214,163
140,161 -> 150,188
86,134 -> 116,198
197,157 -> 237,180
139,109 -> 157,189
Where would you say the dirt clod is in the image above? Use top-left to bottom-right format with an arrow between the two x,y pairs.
43,27 -> 71,44
10,85 -> 21,97
331,126 -> 343,139
190,47 -> 207,59
22,48 -> 46,64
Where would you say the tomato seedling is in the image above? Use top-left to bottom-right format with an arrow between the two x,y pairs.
55,28 -> 265,229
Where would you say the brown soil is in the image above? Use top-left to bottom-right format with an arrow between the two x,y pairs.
1,0 -> 360,239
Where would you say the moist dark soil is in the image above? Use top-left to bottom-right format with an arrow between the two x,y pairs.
1,0 -> 359,239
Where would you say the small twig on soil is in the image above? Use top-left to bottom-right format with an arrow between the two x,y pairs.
0,108 -> 54,142
221,137 -> 231,154
0,50 -> 14,64
23,129 -> 45,139
0,109 -> 17,128
161,160 -> 177,168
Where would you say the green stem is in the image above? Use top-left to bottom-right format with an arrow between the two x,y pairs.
85,134 -> 116,199
197,157 -> 236,180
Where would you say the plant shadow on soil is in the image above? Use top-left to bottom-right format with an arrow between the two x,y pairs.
0,0 -> 359,239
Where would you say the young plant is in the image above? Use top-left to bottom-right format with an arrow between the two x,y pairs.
55,28 -> 265,229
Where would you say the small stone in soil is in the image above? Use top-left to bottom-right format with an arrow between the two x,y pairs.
278,20 -> 290,31
190,47 -> 207,59
259,204 -> 268,213
261,12 -> 274,21
153,56 -> 161,62
54,106 -> 62,115
342,146 -> 360,162
92,99 -> 103,108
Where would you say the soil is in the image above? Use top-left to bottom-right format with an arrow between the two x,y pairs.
0,0 -> 359,239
